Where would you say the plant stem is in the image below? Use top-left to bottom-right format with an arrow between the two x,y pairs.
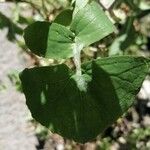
73,43 -> 88,92
73,43 -> 83,76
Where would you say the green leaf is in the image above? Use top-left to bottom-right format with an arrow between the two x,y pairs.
120,17 -> 138,51
109,16 -> 137,55
24,22 -> 75,59
24,21 -> 50,57
71,1 -> 115,46
20,56 -> 150,143
73,0 -> 89,16
24,2 -> 115,59
45,23 -> 75,59
54,9 -> 73,26
108,34 -> 125,56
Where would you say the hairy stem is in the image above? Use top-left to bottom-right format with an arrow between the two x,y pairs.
72,43 -> 88,92
73,43 -> 83,76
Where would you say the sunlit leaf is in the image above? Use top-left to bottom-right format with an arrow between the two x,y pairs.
71,1 -> 115,46
73,0 -> 89,16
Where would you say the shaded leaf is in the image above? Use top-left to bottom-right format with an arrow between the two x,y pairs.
54,9 -> 73,26
108,34 -> 125,56
20,56 -> 150,143
109,17 -> 138,55
24,21 -> 50,56
120,17 -> 138,51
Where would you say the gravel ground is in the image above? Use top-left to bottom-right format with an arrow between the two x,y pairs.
0,3 -> 38,150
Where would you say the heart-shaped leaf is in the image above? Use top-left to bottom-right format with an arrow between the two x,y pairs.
20,56 -> 150,143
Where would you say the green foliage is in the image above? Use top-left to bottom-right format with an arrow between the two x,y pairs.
70,2 -> 115,46
109,16 -> 137,55
97,137 -> 112,150
54,9 -> 73,26
24,21 -> 50,57
8,71 -> 22,92
20,56 -> 150,142
109,0 -> 150,56
73,0 -> 89,16
127,127 -> 150,149
24,2 -> 115,59
0,83 -> 7,91
18,0 -> 150,143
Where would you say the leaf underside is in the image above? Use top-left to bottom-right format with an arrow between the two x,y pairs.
20,56 -> 150,143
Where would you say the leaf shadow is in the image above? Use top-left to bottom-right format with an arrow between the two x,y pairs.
89,61 -> 123,129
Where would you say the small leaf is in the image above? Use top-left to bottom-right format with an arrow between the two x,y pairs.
24,21 -> 50,56
45,23 -> 75,59
24,22 -> 75,59
20,56 -> 150,143
71,1 -> 116,46
109,16 -> 137,55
